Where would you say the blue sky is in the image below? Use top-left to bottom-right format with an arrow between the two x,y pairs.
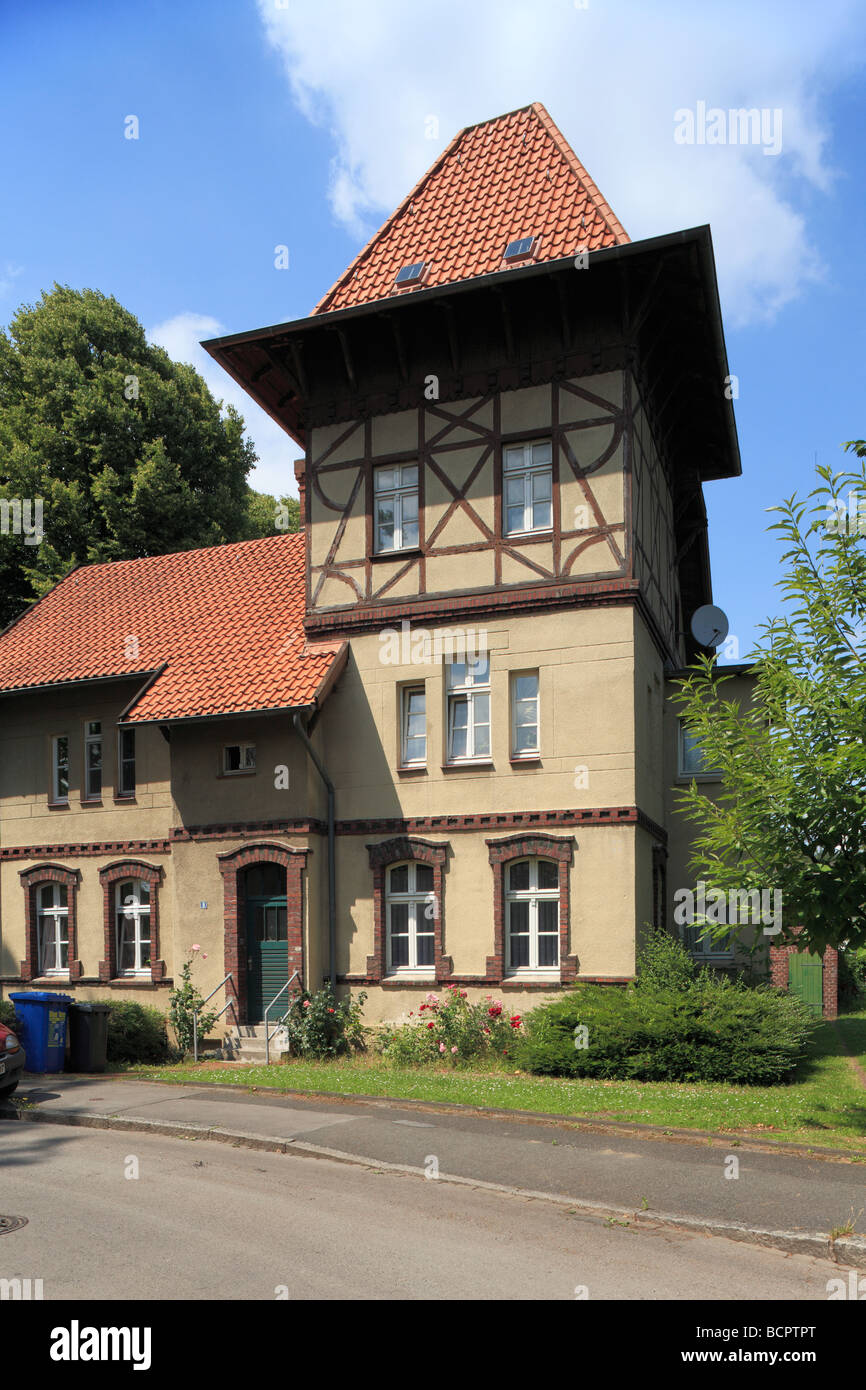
1,0 -> 864,657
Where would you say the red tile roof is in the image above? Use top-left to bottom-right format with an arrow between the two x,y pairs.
0,534 -> 344,723
314,101 -> 629,315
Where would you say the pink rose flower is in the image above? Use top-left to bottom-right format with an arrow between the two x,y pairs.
439,1042 -> 446,1053
451,1046 -> 458,1054
191,944 -> 201,953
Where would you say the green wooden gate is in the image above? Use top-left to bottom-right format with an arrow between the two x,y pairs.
246,896 -> 289,1022
788,951 -> 823,1015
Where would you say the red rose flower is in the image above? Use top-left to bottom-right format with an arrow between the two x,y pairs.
427,1022 -> 435,1029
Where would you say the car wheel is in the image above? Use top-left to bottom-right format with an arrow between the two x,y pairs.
0,1080 -> 19,1098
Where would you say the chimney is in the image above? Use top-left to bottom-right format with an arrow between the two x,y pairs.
294,459 -> 306,528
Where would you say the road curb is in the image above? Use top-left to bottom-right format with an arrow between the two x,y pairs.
56,1070 -> 866,1164
9,1104 -> 866,1269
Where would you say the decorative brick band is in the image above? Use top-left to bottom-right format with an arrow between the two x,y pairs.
305,577 -> 641,636
97,860 -> 166,984
171,820 -> 322,843
339,806 -> 666,840
1,839 -> 171,861
18,862 -> 83,983
0,807 -> 667,860
217,842 -> 309,1023
365,836 -> 451,984
485,833 -> 577,984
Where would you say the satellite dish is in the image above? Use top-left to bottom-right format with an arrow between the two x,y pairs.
690,604 -> 729,649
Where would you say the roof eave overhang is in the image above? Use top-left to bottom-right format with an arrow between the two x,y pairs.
0,670 -> 161,700
203,225 -> 740,483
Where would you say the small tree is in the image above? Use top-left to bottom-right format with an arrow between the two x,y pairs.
672,444 -> 866,957
168,947 -> 218,1055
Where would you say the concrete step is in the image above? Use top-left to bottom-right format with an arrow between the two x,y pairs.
222,1024 -> 289,1062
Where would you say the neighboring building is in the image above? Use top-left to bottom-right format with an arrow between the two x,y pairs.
0,103 -> 745,1027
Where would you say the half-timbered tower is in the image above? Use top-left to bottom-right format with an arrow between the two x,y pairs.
204,101 -> 741,1020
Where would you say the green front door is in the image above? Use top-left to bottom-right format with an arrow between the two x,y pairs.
788,951 -> 823,1016
246,896 -> 289,1022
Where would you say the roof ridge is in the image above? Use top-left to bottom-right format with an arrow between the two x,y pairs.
529,101 -> 630,244
55,529 -> 302,582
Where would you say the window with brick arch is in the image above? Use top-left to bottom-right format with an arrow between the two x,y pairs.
505,857 -> 559,972
386,861 -> 436,973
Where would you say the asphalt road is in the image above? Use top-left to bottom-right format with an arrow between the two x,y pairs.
0,1125 -> 854,1300
9,1075 -> 866,1237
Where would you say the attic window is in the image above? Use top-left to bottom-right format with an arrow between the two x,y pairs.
394,262 -> 426,287
503,236 -> 536,263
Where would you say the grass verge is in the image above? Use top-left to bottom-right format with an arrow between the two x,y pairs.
116,1010 -> 866,1153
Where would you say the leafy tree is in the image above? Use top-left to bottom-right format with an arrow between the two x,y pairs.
672,444 -> 866,956
240,490 -> 300,540
0,285 -> 294,626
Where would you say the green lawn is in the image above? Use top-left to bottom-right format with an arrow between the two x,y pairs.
120,1009 -> 866,1154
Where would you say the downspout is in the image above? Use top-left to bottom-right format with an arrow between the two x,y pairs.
292,711 -> 336,989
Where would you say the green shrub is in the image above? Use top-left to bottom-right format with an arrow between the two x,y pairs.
103,1000 -> 172,1064
378,986 -> 523,1066
839,946 -> 866,1005
515,976 -> 816,1085
636,926 -> 697,991
281,983 -> 367,1059
168,948 -> 219,1055
0,999 -> 21,1032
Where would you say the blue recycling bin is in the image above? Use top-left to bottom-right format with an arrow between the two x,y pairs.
9,992 -> 72,1072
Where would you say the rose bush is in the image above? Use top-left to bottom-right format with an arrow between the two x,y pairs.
378,985 -> 522,1066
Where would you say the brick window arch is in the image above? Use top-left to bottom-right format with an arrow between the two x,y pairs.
366,837 -> 451,983
218,843 -> 308,1022
98,861 -> 165,983
486,834 -> 576,983
19,864 -> 82,982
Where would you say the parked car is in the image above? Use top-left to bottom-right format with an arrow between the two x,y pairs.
0,1020 -> 25,1097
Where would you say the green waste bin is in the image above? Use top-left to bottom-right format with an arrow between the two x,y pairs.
66,1002 -> 111,1073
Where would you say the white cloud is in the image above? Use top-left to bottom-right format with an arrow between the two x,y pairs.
256,0 -> 863,327
0,262 -> 24,305
147,312 -> 297,498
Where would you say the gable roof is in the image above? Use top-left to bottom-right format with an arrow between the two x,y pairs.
0,533 -> 345,724
313,101 -> 629,315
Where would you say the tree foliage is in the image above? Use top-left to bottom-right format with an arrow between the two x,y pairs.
672,445 -> 866,955
0,285 -> 295,626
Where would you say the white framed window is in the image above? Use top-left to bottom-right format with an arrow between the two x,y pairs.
511,671 -> 540,757
386,861 -> 435,973
223,743 -> 256,775
118,727 -> 136,797
678,722 -> 721,779
51,735 -> 69,803
84,720 -> 102,800
503,441 -> 552,536
116,879 -> 151,975
374,463 -> 419,553
446,655 -> 490,762
37,883 -> 69,974
401,686 -> 426,766
506,858 -> 559,972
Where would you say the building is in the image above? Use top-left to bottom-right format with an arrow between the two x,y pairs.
0,102 -> 747,1030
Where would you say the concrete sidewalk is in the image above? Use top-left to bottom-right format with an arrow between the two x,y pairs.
3,1072 -> 866,1267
